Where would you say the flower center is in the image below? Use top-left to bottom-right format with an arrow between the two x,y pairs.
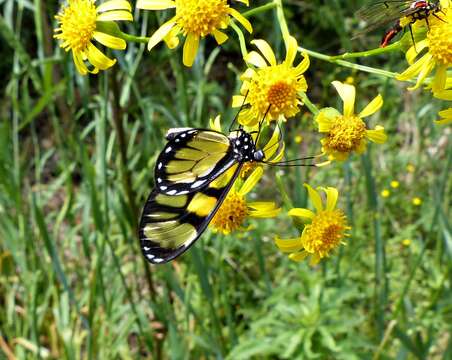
240,162 -> 258,179
324,115 -> 366,153
302,209 -> 347,258
211,191 -> 248,234
54,0 -> 97,52
247,65 -> 303,120
175,0 -> 230,37
427,7 -> 452,65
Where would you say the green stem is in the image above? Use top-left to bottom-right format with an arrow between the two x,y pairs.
274,0 -> 291,43
119,31 -> 149,44
298,46 -> 399,79
230,21 -> 248,58
242,2 -> 277,18
332,42 -> 401,60
299,92 -> 319,116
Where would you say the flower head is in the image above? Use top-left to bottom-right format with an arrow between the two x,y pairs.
137,0 -> 252,67
232,36 -> 309,126
54,0 -> 133,75
275,184 -> 350,265
210,167 -> 280,234
315,81 -> 387,161
396,0 -> 452,92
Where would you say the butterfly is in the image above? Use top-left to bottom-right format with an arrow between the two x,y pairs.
138,108 -> 317,264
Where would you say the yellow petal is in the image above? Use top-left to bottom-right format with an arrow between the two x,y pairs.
405,39 -> 427,64
244,51 -> 268,68
332,81 -> 355,117
97,0 -> 131,13
249,206 -> 281,218
209,115 -> 222,132
232,95 -> 246,108
294,53 -> 310,76
228,8 -> 252,33
432,64 -> 447,93
93,31 -> 126,50
212,29 -> 228,45
284,35 -> 298,66
359,94 -> 383,118
304,183 -> 323,212
321,187 -> 338,211
96,10 -> 132,21
239,167 -> 263,196
288,251 -> 309,262
136,0 -> 175,10
163,25 -> 181,49
396,53 -> 431,81
183,33 -> 199,66
288,208 -> 315,220
366,125 -> 387,144
275,237 -> 303,253
147,19 -> 176,51
73,51 -> 88,75
86,42 -> 116,70
251,39 -> 276,66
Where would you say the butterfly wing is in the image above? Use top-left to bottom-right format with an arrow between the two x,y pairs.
139,164 -> 242,264
155,129 -> 238,195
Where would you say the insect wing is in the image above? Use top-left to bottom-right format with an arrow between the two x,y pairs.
140,164 -> 242,264
353,0 -> 413,37
155,129 -> 237,195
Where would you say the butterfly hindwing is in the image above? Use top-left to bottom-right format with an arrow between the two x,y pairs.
140,164 -> 242,264
154,129 -> 238,195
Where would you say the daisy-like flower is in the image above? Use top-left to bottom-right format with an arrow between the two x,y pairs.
54,0 -> 133,75
275,184 -> 350,265
315,81 -> 387,161
232,36 -> 309,126
137,0 -> 252,67
210,167 -> 280,234
396,0 -> 452,92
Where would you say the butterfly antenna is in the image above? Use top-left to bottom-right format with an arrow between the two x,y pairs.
255,105 -> 272,145
229,90 -> 249,133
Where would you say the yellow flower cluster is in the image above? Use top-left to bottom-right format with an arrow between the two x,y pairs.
51,0 -> 446,267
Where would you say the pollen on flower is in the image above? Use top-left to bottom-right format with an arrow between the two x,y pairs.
427,7 -> 452,65
54,0 -> 97,52
240,162 -> 258,179
247,65 -> 303,120
211,191 -> 248,234
301,209 -> 348,259
175,0 -> 230,37
323,115 -> 366,153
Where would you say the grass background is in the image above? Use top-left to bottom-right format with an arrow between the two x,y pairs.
0,0 -> 451,358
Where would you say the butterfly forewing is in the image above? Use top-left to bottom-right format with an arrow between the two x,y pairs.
154,129 -> 237,195
140,164 -> 242,264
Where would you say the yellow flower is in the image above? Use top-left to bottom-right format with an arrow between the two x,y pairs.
396,0 -> 452,92
137,0 -> 252,67
402,239 -> 412,247
390,180 -> 400,189
210,167 -> 280,234
54,0 -> 133,75
315,81 -> 387,161
295,135 -> 303,144
435,108 -> 452,125
406,163 -> 415,173
275,184 -> 350,265
412,197 -> 422,206
381,189 -> 390,198
232,36 -> 309,126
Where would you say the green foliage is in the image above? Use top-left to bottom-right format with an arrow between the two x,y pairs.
0,0 -> 451,359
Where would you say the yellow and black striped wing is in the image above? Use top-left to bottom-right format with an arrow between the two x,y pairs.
140,164 -> 242,264
155,129 -> 237,195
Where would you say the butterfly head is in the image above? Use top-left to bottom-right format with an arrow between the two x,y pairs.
231,129 -> 262,163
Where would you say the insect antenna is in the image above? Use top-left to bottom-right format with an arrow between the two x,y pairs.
255,105 -> 272,145
228,90 -> 249,133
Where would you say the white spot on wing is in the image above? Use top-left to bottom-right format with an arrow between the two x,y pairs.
167,190 -> 177,195
165,146 -> 172,153
158,162 -> 163,170
191,180 -> 206,188
181,133 -> 186,138
143,246 -> 150,251
153,258 -> 164,263
146,253 -> 155,260
160,185 -> 167,190
157,178 -> 162,183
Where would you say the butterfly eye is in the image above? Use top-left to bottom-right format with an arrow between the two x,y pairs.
254,150 -> 264,162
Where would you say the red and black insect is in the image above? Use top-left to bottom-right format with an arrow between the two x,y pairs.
354,1 -> 444,47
